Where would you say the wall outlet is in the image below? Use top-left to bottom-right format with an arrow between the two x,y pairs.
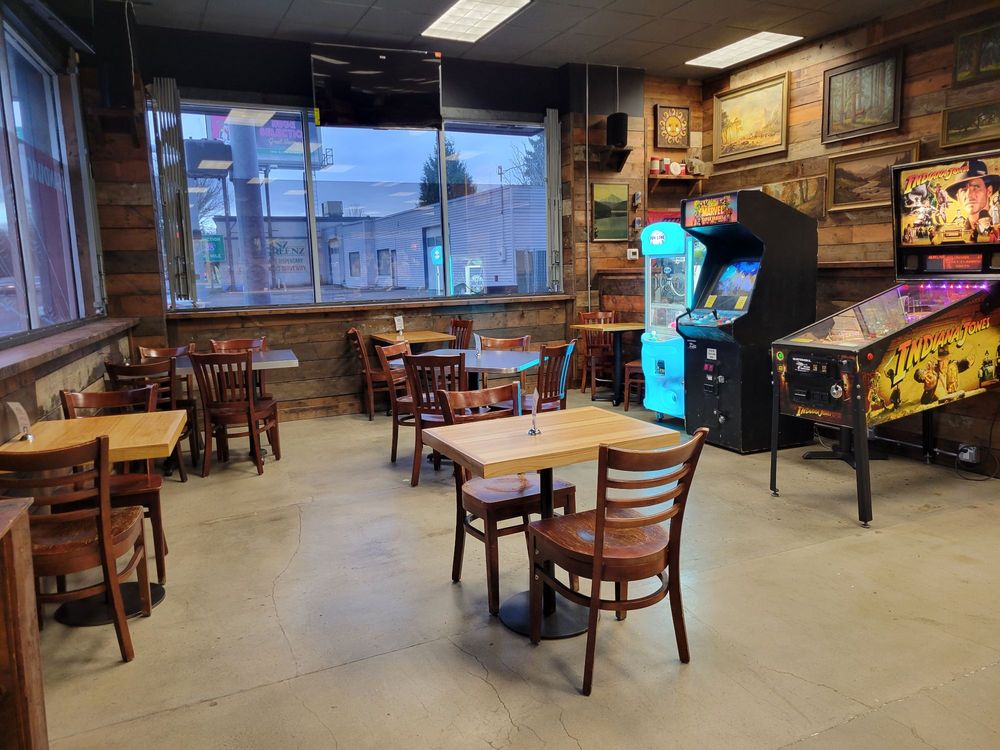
958,444 -> 980,463
626,247 -> 639,260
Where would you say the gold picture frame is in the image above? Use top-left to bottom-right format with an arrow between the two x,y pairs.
940,99 -> 1000,148
712,72 -> 789,164
762,176 -> 827,220
827,140 -> 920,212
654,104 -> 690,149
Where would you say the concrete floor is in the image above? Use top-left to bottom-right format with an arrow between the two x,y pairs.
39,393 -> 1000,749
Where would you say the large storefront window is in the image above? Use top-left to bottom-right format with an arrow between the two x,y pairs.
4,32 -> 79,328
162,102 -> 555,309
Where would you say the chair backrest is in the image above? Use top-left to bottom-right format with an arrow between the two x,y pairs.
579,310 -> 615,350
210,337 -> 267,353
449,319 -> 473,349
535,339 -> 576,410
479,334 -> 531,351
438,383 -> 521,481
0,437 -> 112,533
138,343 -> 194,361
375,342 -> 412,410
61,384 -> 158,419
106,359 -> 178,411
403,353 -> 465,420
592,428 -> 708,570
190,351 -> 256,409
346,327 -> 373,374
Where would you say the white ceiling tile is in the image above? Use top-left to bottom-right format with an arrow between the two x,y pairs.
625,17 -> 708,43
570,10 -> 654,37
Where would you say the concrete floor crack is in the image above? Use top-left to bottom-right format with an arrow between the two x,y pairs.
271,504 -> 304,675
448,637 -> 518,747
287,684 -> 339,748
557,708 -> 584,750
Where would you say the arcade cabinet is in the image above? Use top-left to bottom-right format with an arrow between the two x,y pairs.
640,221 -> 704,420
771,149 -> 1000,526
676,190 -> 817,453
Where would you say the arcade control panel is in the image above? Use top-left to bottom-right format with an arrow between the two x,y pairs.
785,353 -> 846,410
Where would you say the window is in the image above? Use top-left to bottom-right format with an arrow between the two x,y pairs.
159,101 -> 557,309
0,27 -> 95,339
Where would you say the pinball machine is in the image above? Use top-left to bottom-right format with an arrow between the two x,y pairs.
640,220 -> 704,420
676,190 -> 817,452
770,149 -> 1000,526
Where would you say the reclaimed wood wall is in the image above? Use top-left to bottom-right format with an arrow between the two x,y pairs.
166,297 -> 572,420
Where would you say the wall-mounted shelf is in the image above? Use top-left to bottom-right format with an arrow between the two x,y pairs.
648,174 -> 703,196
574,144 -> 635,172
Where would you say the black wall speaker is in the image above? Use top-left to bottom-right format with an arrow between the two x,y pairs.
606,112 -> 628,148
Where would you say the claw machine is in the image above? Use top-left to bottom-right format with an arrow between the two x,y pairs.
640,221 -> 704,420
771,149 -> 1000,526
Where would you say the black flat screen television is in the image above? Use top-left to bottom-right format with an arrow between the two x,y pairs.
311,44 -> 442,129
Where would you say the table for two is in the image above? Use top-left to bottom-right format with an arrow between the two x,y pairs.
570,322 -> 645,406
423,406 -> 679,638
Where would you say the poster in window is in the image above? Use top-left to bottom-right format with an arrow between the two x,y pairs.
377,248 -> 391,276
349,251 -> 361,277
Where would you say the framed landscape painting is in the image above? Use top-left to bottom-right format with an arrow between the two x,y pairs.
954,22 -> 1000,85
762,176 -> 826,220
712,73 -> 789,164
941,99 -> 1000,148
822,49 -> 902,144
592,183 -> 629,241
827,141 -> 920,212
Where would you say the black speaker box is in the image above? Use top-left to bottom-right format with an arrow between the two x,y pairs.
606,112 -> 628,148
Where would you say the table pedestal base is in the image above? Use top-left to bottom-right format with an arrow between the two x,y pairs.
498,590 -> 591,639
54,583 -> 165,627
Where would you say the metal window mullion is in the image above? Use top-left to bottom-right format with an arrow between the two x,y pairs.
302,114 -> 322,303
0,28 -> 39,329
544,108 -> 561,293
437,128 -> 451,295
50,68 -> 86,320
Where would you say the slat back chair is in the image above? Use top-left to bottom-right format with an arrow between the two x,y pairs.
579,310 -> 616,396
478,334 -> 531,388
530,339 -> 576,412
190,351 -> 281,476
106,359 -> 194,482
138,343 -> 195,359
137,344 -> 200,456
449,318 -> 474,349
210,337 -> 269,400
528,427 -> 709,695
61,385 -> 172,583
439,383 -> 577,615
402,353 -> 466,486
348,327 -> 405,420
0,437 -> 151,662
375,341 -> 414,464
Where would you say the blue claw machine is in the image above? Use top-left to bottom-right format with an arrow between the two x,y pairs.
640,221 -> 703,420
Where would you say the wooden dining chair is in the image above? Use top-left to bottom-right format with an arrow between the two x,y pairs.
439,383 -> 577,616
210,337 -> 271,399
523,340 -> 576,413
449,319 -> 474,349
106,358 -> 199,481
138,343 -> 200,448
375,341 -> 414,464
349,327 -> 407,420
478,334 -> 531,389
61,385 -> 171,585
402,353 -> 465,487
0,436 -> 151,662
578,311 -> 615,398
528,428 -> 709,695
190,351 -> 280,477
623,360 -> 645,412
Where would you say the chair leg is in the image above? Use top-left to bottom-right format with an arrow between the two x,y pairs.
433,449 -> 441,472
136,526 -> 152,618
565,493 -> 579,593
390,416 -> 399,463
201,417 -> 213,478
173,442 -> 188,483
615,581 -> 628,621
410,426 -> 423,487
668,571 -> 690,663
148,499 -> 167,585
35,578 -> 44,630
249,419 -> 264,475
451,470 -> 465,583
624,377 -> 631,412
582,577 -> 602,695
590,361 -> 597,401
268,418 -> 281,461
366,379 -> 375,421
187,412 -> 200,465
101,542 -> 135,663
579,355 -> 587,393
529,538 -> 542,645
484,514 -> 501,616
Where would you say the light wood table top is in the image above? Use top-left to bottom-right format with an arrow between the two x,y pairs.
0,411 -> 187,463
403,348 -> 540,374
371,330 -> 456,345
172,349 -> 299,373
422,406 -> 679,478
570,322 -> 646,332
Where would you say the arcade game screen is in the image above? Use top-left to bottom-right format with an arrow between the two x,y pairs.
702,259 -> 759,310
896,152 -> 1000,248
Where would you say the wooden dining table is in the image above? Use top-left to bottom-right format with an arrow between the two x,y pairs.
0,410 -> 187,627
171,348 -> 300,374
393,348 -> 540,389
370,330 -> 456,347
571,321 -> 646,406
423,406 -> 680,638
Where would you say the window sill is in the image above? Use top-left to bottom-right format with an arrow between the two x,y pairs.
0,318 -> 138,383
165,293 -> 573,319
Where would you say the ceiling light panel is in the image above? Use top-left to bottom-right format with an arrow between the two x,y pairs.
686,32 -> 802,68
422,0 -> 530,43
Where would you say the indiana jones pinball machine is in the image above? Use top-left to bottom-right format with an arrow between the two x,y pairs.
770,149 -> 1000,526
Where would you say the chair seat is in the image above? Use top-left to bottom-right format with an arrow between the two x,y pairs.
32,506 -> 144,556
530,509 -> 668,568
624,360 -> 643,373
464,475 -> 574,514
110,473 -> 163,496
208,398 -> 278,424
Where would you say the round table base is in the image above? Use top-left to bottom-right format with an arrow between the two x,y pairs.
54,583 -> 166,627
498,590 -> 591,639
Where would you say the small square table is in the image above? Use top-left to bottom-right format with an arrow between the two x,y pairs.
423,406 -> 680,638
172,348 -> 300,374
571,321 -> 646,406
401,348 -> 540,389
